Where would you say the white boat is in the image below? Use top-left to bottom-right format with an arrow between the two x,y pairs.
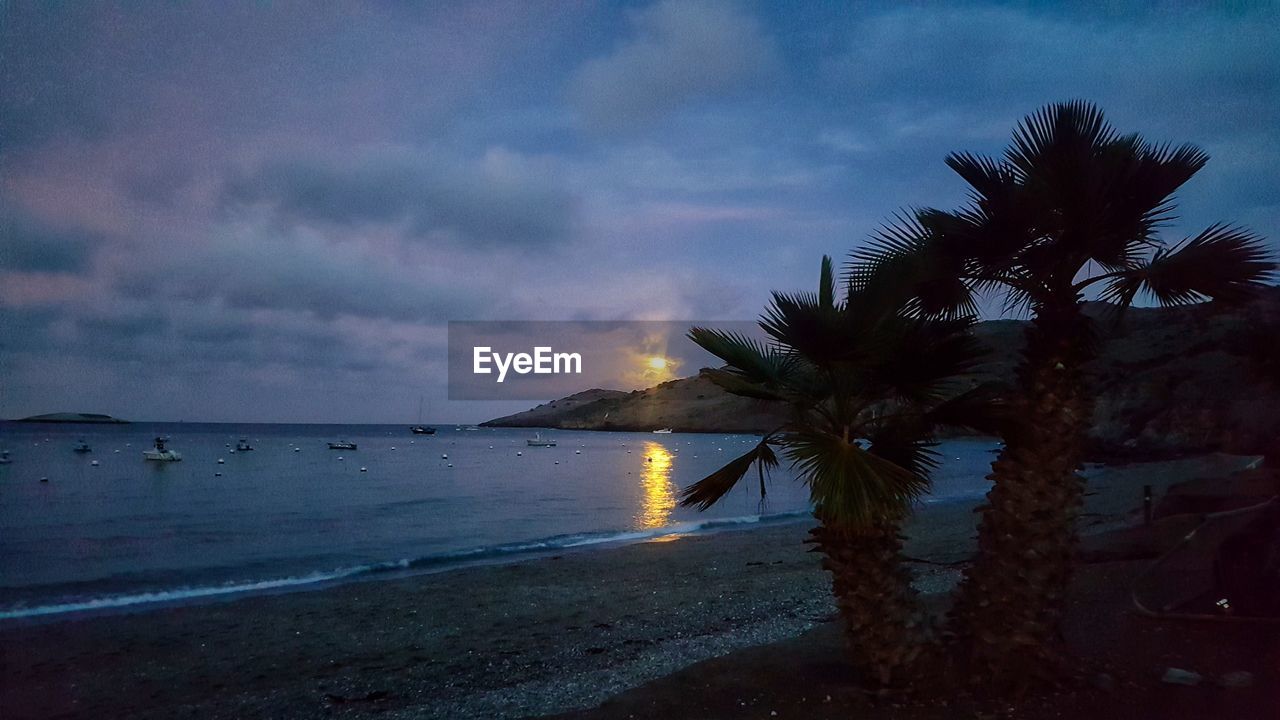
143,436 -> 182,462
652,428 -> 673,434
328,441 -> 357,450
526,433 -> 557,447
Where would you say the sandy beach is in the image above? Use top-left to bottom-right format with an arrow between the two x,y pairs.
0,453 -> 1258,719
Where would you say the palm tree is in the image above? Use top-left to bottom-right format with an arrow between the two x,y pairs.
680,256 -> 1005,687
852,101 -> 1275,686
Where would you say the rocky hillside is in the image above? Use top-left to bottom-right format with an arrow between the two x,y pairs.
484,287 -> 1280,457
481,377 -> 788,434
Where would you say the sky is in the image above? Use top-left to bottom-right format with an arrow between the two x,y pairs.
1,1 -> 1278,424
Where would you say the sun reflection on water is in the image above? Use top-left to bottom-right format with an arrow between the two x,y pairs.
636,441 -> 676,529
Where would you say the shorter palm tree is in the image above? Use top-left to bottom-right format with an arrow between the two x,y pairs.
680,256 -> 1005,686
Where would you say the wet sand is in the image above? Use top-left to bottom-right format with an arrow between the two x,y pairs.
0,454 -> 1254,719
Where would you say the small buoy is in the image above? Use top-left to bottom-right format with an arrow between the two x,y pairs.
40,477 -> 48,483
409,440 -> 415,444
214,472 -> 222,477
516,451 -> 523,456
391,446 -> 396,450
91,460 -> 100,467
647,457 -> 653,462
555,461 -> 560,465
441,453 -> 448,459
488,445 -> 494,449
575,450 -> 581,454
217,458 -> 225,464
294,447 -> 300,452
229,449 -> 236,454
360,467 -> 367,472
114,449 -> 120,453
627,450 -> 631,454
447,463 -> 454,468
337,456 -> 344,461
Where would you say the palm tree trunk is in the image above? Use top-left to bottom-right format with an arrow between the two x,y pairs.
809,517 -> 926,687
948,299 -> 1094,688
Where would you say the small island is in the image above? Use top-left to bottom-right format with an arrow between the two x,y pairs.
15,412 -> 130,424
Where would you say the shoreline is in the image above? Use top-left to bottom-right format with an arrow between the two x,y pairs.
0,509 -> 819,627
1,486 -> 999,626
0,453 -> 1257,719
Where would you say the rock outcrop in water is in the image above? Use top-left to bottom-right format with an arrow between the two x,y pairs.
484,288 -> 1280,457
14,412 -> 130,424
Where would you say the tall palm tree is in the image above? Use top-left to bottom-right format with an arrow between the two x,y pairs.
852,101 -> 1275,686
680,256 -> 1005,687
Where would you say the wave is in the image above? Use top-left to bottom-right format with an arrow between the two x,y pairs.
0,510 -> 812,621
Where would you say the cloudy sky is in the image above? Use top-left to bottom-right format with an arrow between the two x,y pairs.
1,1 -> 1277,423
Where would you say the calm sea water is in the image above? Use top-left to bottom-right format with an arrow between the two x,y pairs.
0,422 -> 998,621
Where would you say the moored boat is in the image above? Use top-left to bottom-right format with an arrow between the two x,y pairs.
652,428 -> 673,434
73,439 -> 92,453
526,433 -> 557,447
143,436 -> 182,462
410,396 -> 436,435
328,441 -> 357,450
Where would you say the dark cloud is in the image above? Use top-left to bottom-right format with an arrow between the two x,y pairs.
0,4 -> 111,153
569,0 -> 781,132
824,5 -> 1280,142
0,204 -> 96,273
122,163 -> 197,207
223,150 -> 577,248
1,300 -> 403,374
119,228 -> 485,324
0,307 -> 59,354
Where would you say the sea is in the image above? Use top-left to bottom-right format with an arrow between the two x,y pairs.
0,422 -> 999,622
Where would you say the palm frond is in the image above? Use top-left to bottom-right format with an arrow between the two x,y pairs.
921,382 -> 1013,436
818,254 -> 837,310
1100,224 -> 1275,307
760,289 -> 843,361
1006,100 -> 1116,181
679,440 -> 778,511
699,367 -> 788,402
688,327 -> 792,387
867,316 -> 986,404
864,423 -> 940,479
785,429 -> 925,526
945,151 -> 1015,200
1082,137 -> 1208,271
847,210 -> 978,319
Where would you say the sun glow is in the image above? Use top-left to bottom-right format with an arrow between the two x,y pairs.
647,356 -> 668,370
